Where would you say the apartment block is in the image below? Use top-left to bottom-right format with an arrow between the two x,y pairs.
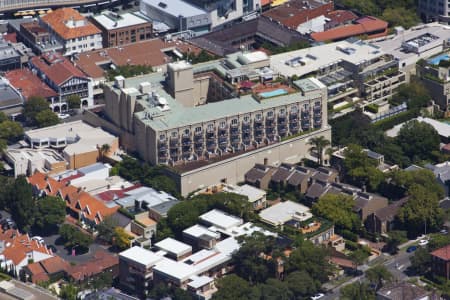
90,12 -> 153,48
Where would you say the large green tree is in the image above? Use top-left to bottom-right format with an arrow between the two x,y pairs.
410,247 -> 432,274
340,281 -> 375,300
212,275 -> 256,300
365,265 -> 393,290
381,7 -> 420,28
312,193 -> 360,231
35,110 -> 59,128
59,224 -> 93,252
398,184 -> 443,236
8,176 -> 35,232
66,94 -> 81,109
34,196 -> 66,234
23,96 -> 51,125
0,120 -> 23,142
396,120 -> 440,163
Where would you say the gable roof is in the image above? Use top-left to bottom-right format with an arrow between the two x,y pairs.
374,197 -> 408,222
40,8 -> 101,40
67,250 -> 118,281
27,171 -> 65,196
431,244 -> 450,261
24,256 -> 70,283
30,52 -> 88,86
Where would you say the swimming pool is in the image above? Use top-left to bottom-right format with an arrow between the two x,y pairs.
259,88 -> 288,98
428,53 -> 450,65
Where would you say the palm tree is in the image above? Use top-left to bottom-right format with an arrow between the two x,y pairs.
99,143 -> 111,162
307,136 -> 330,166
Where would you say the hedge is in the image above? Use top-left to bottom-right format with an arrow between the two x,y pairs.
365,104 -> 379,114
373,109 -> 418,131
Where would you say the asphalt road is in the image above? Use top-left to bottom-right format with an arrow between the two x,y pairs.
322,250 -> 415,300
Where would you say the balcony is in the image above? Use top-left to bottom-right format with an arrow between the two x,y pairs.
278,126 -> 288,135
182,138 -> 192,147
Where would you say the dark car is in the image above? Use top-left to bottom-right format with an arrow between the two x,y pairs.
406,245 -> 417,253
47,245 -> 57,253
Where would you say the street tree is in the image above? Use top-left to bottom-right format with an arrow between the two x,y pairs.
0,120 -> 23,142
35,110 -> 59,128
340,281 -> 375,300
212,274 -> 254,300
410,247 -> 432,274
58,224 -> 93,252
23,96 -> 51,125
365,265 -> 393,290
66,94 -> 81,110
312,193 -> 360,231
8,176 -> 35,232
113,227 -> 132,250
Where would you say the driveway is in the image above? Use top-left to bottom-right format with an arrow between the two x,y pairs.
43,234 -> 108,264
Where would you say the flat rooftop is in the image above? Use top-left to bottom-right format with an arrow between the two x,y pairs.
372,23 -> 450,62
223,184 -> 266,203
141,0 -> 206,17
155,237 -> 192,256
113,71 -> 323,131
182,224 -> 220,239
199,209 -> 243,230
259,200 -> 312,226
270,39 -> 384,78
119,246 -> 163,267
92,12 -> 149,30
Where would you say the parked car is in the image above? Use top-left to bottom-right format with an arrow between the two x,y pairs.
58,113 -> 70,119
418,239 -> 429,247
406,245 -> 417,253
311,293 -> 325,300
440,229 -> 448,235
47,245 -> 57,253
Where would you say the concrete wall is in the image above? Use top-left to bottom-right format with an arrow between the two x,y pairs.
175,126 -> 331,196
65,150 -> 99,169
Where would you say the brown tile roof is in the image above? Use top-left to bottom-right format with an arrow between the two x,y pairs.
326,10 -> 358,27
40,8 -> 101,40
68,250 -> 118,281
311,16 -> 388,42
431,244 -> 450,261
5,69 -> 57,100
74,38 -> 205,79
31,52 -> 87,86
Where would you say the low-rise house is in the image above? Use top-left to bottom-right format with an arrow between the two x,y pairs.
67,250 -> 119,283
376,282 -> 434,300
244,163 -> 277,190
148,199 -> 180,221
5,69 -> 58,103
331,147 -> 397,174
366,197 -> 408,234
426,161 -> 450,196
182,225 -> 220,251
259,201 -> 312,227
353,192 -> 389,221
21,256 -> 70,284
0,37 -> 21,71
0,77 -> 23,116
270,163 -> 295,189
223,184 -> 267,210
431,244 -> 450,280
29,53 -> 93,111
287,166 -> 314,193
0,229 -> 53,274
154,238 -> 192,261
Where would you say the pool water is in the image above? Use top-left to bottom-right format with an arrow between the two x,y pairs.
259,88 -> 288,98
428,53 -> 450,65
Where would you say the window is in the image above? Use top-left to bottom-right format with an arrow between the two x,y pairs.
220,121 -> 226,128
207,123 -> 214,130
243,115 -> 250,123
171,131 -> 177,138
231,118 -> 238,125
184,128 -> 190,135
159,134 -> 166,140
267,111 -> 274,117
291,105 -> 298,112
279,108 -> 286,114
255,113 -> 262,121
195,126 -> 202,133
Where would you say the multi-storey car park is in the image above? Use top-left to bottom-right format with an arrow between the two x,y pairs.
101,57 -> 330,196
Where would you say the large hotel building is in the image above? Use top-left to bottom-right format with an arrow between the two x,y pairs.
103,55 -> 331,195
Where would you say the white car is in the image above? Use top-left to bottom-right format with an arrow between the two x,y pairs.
32,236 -> 44,244
58,113 -> 70,119
418,239 -> 429,246
311,293 -> 325,300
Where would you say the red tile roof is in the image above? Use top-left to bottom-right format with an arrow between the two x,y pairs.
326,10 -> 358,27
25,256 -> 70,283
40,8 -> 101,40
311,16 -> 388,42
30,52 -> 87,86
0,229 -> 52,266
67,250 -> 118,281
431,244 -> 450,261
95,184 -> 141,202
5,69 -> 57,100
29,172 -> 119,224
3,32 -> 17,43
74,38 -> 205,79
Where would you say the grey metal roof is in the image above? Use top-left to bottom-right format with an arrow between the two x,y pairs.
141,0 -> 206,17
149,199 -> 180,215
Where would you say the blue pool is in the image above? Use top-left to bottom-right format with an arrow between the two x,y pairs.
428,53 -> 450,65
259,88 -> 288,98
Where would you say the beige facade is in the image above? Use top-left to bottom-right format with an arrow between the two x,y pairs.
103,59 -> 330,196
